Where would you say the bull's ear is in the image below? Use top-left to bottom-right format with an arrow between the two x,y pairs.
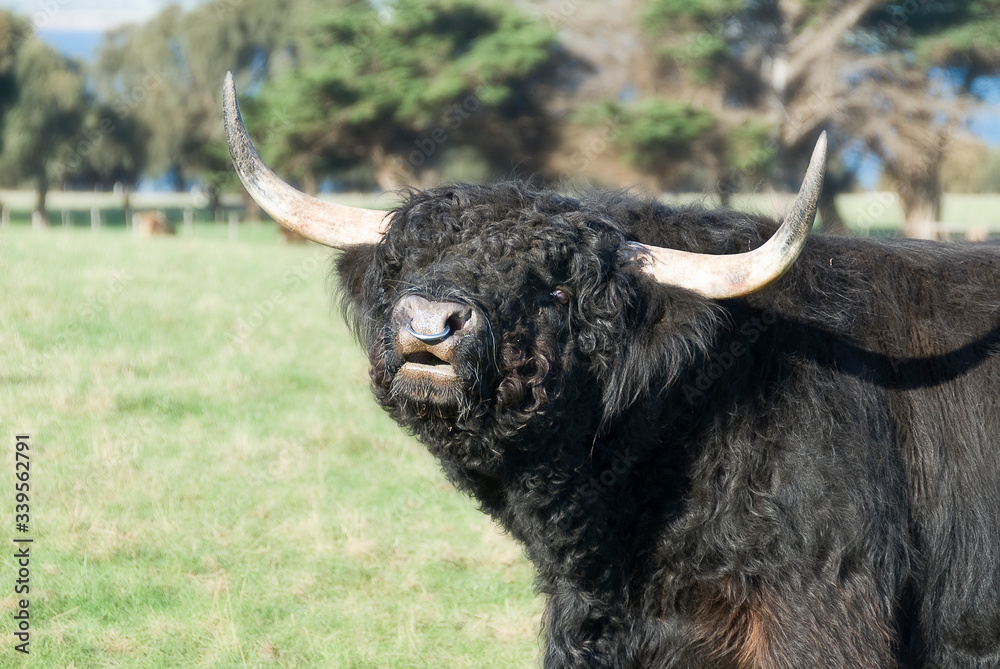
334,244 -> 378,306
594,276 -> 722,423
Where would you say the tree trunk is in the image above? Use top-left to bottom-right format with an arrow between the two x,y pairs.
816,170 -> 850,235
716,164 -> 735,209
34,175 -> 49,227
301,171 -> 319,196
242,191 -> 262,222
371,144 -> 421,191
900,190 -> 940,240
171,164 -> 187,193
123,185 -> 132,232
874,122 -> 946,240
896,167 -> 942,240
208,186 -> 221,222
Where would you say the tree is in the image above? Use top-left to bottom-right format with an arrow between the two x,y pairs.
640,0 -> 1000,237
843,1 -> 1000,237
70,104 -> 149,191
575,97 -> 785,205
93,0 -> 305,202
0,12 -> 27,131
0,16 -> 86,224
252,0 -> 561,191
575,97 -> 721,192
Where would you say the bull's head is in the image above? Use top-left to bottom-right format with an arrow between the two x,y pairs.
223,73 -> 825,464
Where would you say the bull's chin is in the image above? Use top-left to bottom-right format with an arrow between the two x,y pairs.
389,362 -> 467,414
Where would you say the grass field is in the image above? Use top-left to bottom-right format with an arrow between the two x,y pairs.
0,227 -> 542,668
4,189 -> 1000,668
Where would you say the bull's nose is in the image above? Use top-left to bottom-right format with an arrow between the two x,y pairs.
394,295 -> 477,343
405,321 -> 452,345
392,295 -> 479,373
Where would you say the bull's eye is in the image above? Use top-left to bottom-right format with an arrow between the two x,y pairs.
550,288 -> 570,305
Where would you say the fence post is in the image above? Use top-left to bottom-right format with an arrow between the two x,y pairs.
229,211 -> 238,242
91,207 -> 100,231
132,212 -> 141,236
31,211 -> 43,230
184,207 -> 194,236
1,206 -> 8,228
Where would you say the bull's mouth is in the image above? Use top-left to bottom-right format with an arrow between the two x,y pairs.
400,350 -> 459,380
389,295 -> 479,394
389,346 -> 467,414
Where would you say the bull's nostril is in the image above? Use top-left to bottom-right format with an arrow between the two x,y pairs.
447,311 -> 472,332
405,321 -> 452,345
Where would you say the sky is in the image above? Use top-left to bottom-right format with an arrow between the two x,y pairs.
0,0 -> 204,32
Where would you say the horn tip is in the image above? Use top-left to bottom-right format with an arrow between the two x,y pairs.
813,131 -> 828,165
223,71 -> 236,104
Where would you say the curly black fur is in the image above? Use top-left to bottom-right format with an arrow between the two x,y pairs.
335,181 -> 1000,669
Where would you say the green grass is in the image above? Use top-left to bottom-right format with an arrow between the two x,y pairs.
5,190 -> 998,666
0,228 -> 542,668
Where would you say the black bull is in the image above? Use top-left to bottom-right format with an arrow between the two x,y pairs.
223,82 -> 1000,669
334,187 -> 1000,669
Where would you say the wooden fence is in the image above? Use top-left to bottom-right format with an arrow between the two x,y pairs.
2,189 -> 999,239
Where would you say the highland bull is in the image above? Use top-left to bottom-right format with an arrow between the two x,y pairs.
223,73 -> 1000,668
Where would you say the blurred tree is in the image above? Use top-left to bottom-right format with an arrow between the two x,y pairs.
940,135 -> 989,194
980,149 -> 1000,194
0,15 -> 86,224
73,104 -> 150,191
0,12 -> 28,134
93,0 -> 308,212
642,0 -> 1000,236
252,0 -> 561,190
0,11 -> 23,220
55,102 -> 153,226
844,1 -> 1000,237
575,98 -> 721,193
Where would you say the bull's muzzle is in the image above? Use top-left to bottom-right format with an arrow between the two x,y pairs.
392,295 -> 479,381
405,322 -> 453,345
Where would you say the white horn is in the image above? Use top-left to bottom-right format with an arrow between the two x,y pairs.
223,72 -> 389,247
634,131 -> 827,298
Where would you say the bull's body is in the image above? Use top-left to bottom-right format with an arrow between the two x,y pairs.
334,184 -> 1000,669
220,73 -> 997,667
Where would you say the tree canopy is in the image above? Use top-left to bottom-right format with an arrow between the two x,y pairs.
92,0 -> 309,196
639,0 -> 1000,235
0,11 -> 86,221
251,0 -> 561,190
0,0 -> 998,238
